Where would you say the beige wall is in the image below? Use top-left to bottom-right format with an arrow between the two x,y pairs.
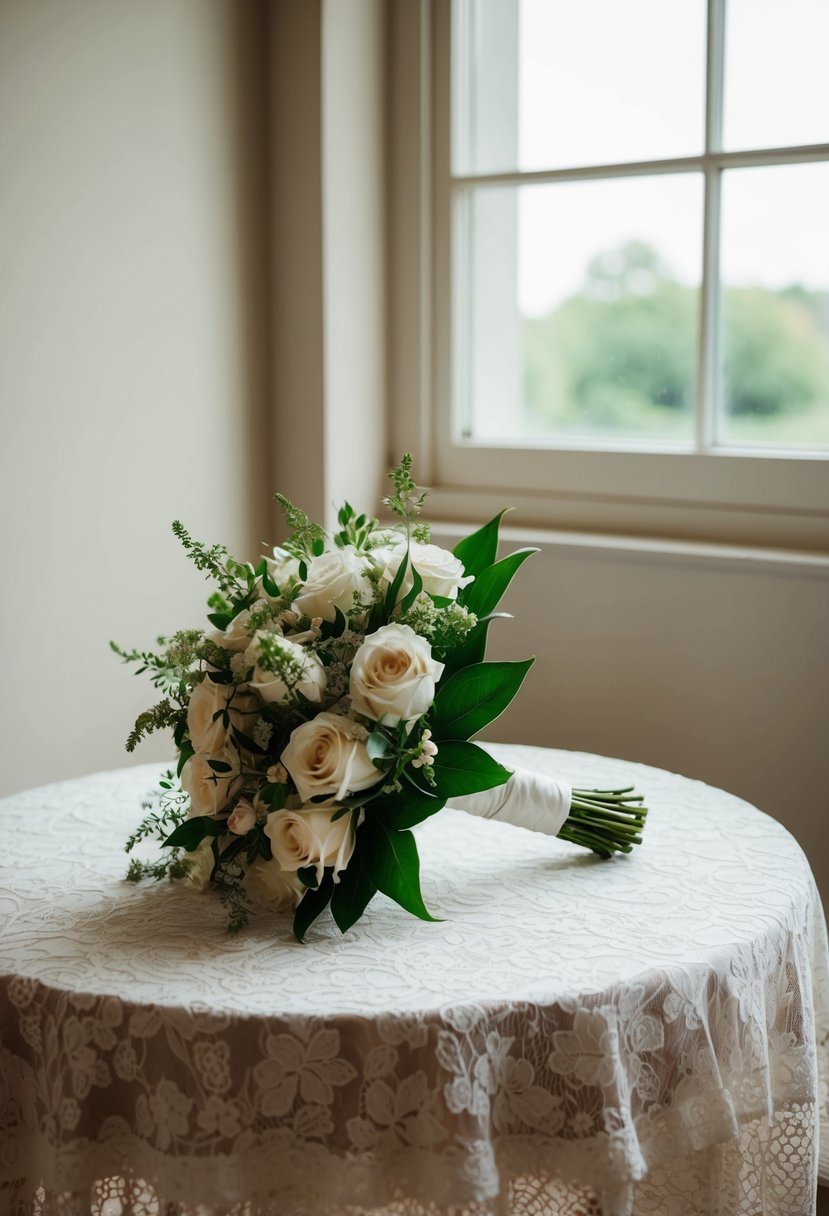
434,526 -> 829,908
0,0 -> 270,795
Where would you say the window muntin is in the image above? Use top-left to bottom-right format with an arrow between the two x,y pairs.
449,0 -> 829,457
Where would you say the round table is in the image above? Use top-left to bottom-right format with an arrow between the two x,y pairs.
1,745 -> 828,1216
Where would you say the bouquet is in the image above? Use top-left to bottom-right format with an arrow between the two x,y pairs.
114,456 -> 646,940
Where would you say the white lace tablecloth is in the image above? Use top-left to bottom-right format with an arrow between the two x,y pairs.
1,745 -> 828,1216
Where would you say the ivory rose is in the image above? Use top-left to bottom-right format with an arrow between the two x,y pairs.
293,546 -> 372,623
281,712 -> 379,803
187,679 -> 258,755
246,632 -> 327,705
244,857 -> 304,910
259,547 -> 301,599
349,623 -> 444,725
184,838 -> 215,891
207,609 -> 252,652
380,541 -> 473,603
181,746 -> 241,817
227,798 -> 257,835
265,806 -> 356,886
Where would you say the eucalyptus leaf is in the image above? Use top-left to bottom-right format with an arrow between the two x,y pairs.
367,731 -> 395,769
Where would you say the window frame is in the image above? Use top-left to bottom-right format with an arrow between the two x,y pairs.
389,0 -> 829,550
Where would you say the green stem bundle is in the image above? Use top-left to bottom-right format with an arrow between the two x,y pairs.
558,787 -> 648,858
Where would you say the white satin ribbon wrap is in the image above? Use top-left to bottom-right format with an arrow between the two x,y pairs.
449,767 -> 572,838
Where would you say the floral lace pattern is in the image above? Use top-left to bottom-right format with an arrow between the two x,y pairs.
1,747 -> 828,1216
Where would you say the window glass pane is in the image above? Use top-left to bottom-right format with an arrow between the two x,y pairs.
454,0 -> 706,175
462,175 -> 702,443
723,0 -> 829,151
719,163 -> 829,449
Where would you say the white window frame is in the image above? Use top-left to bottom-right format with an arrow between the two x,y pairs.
388,0 -> 829,550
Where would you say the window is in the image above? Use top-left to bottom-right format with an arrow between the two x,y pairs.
391,1 -> 829,547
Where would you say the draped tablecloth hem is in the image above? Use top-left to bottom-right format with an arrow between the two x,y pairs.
0,1093 -> 822,1216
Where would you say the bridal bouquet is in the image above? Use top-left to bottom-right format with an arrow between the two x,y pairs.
114,456 -> 646,939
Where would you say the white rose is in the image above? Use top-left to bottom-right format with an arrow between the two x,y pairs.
207,609 -> 253,652
246,632 -> 327,705
181,746 -> 241,817
293,546 -> 372,623
349,623 -> 444,725
265,806 -> 356,886
244,857 -> 304,910
281,712 -> 379,803
184,838 -> 215,891
259,548 -> 302,601
227,798 -> 257,835
381,541 -> 474,603
187,678 -> 258,754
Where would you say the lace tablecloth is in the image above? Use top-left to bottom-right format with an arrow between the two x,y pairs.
1,745 -> 828,1216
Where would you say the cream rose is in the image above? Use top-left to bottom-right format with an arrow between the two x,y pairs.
246,632 -> 327,706
184,838 -> 215,891
265,806 -> 356,886
293,545 -> 372,623
244,857 -> 304,910
187,679 -> 258,754
181,746 -> 241,817
259,547 -> 302,601
349,623 -> 444,725
281,712 -> 379,803
381,541 -> 474,603
207,609 -> 253,652
227,798 -> 257,835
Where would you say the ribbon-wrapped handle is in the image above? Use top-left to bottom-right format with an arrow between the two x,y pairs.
449,768 -> 572,838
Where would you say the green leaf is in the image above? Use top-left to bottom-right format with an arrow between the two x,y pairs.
430,740 -> 512,798
430,659 -> 534,741
364,822 -> 438,922
366,731 -> 395,769
207,612 -> 231,630
162,816 -> 224,851
297,865 -> 319,889
176,740 -> 194,778
330,843 -> 377,933
367,786 -> 447,830
384,547 -> 409,616
261,567 -> 279,598
453,509 -> 511,578
401,564 -> 424,612
293,871 -> 334,942
207,759 -> 233,773
206,669 -> 234,685
461,548 -> 538,619
230,726 -> 267,754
